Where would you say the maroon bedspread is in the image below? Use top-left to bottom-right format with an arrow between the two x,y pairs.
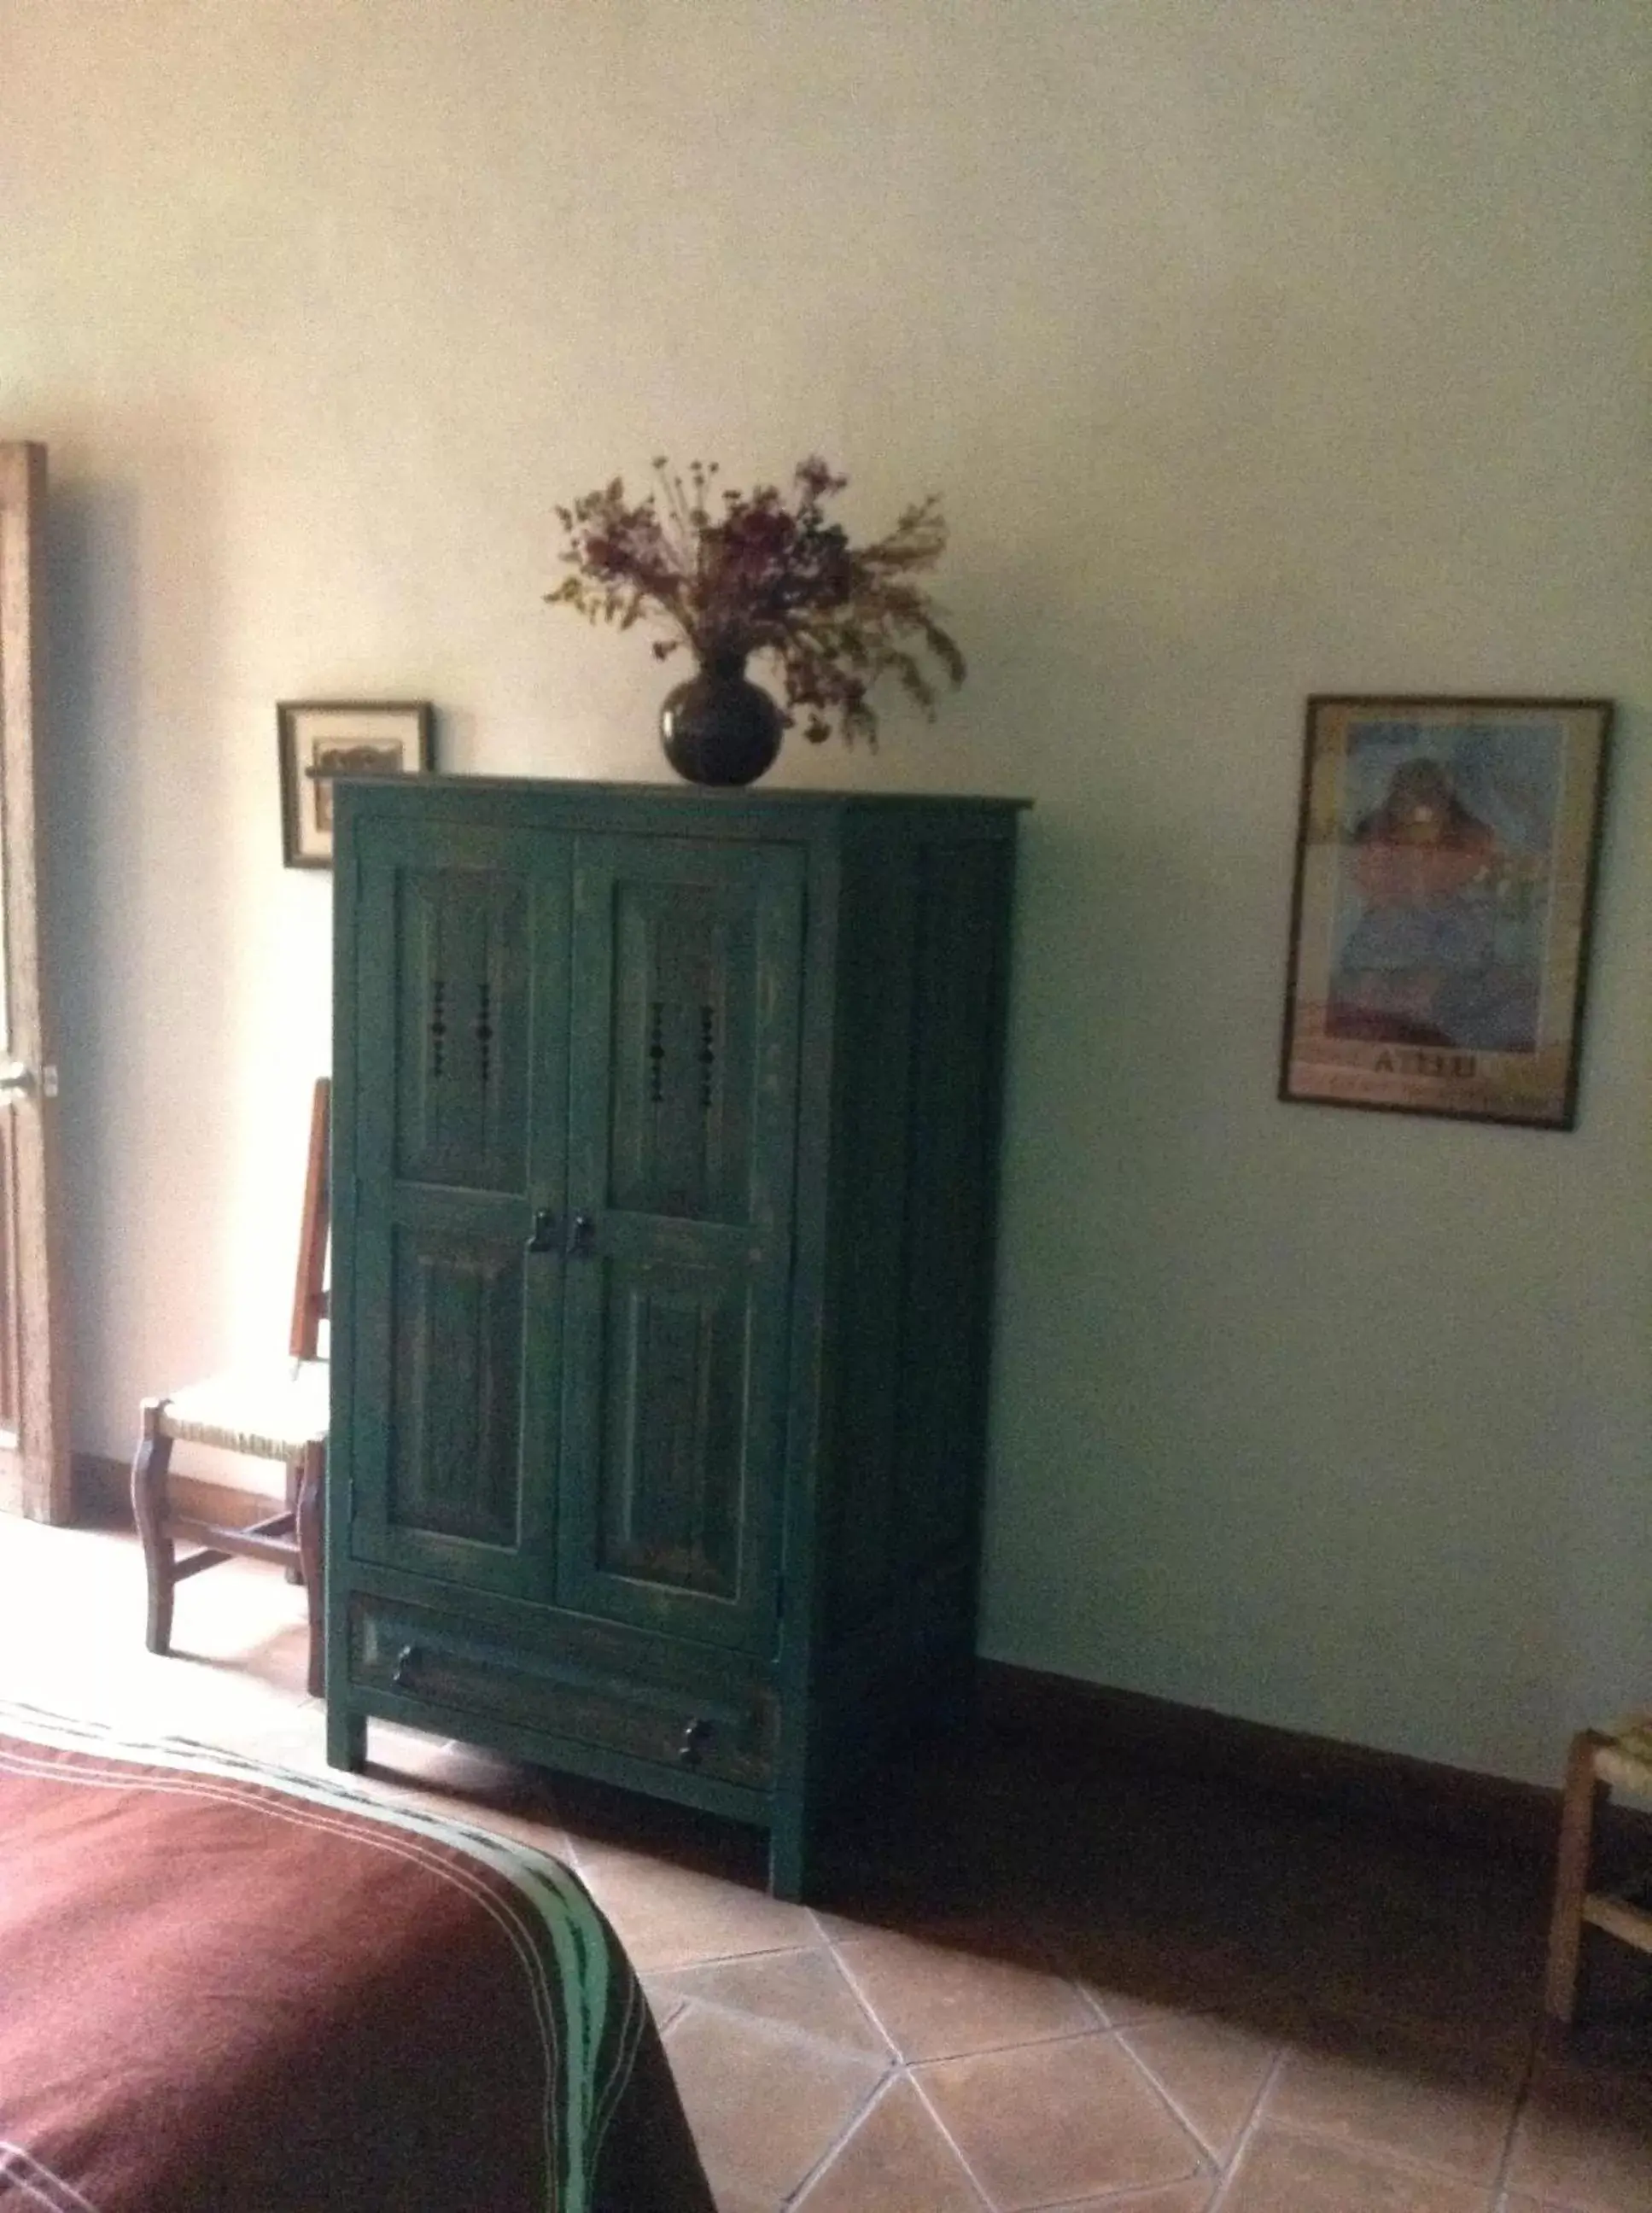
0,1705 -> 714,2213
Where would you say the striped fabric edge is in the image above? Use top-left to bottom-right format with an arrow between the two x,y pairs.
0,1728 -> 568,2195
0,1702 -> 647,2213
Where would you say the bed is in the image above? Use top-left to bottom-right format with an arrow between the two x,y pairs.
0,1702 -> 715,2213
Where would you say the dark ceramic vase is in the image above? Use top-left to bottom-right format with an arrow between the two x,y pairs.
659,658 -> 784,787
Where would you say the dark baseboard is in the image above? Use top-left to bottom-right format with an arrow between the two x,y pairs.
978,1659 -> 1648,1873
72,1451 -> 282,1533
57,1466 -> 1644,1876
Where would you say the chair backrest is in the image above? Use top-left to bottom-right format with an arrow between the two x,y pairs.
288,1077 -> 331,1362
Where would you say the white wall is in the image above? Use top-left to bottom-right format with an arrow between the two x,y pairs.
3,0 -> 1647,1784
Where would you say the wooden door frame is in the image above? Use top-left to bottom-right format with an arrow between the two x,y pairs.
0,441 -> 70,1521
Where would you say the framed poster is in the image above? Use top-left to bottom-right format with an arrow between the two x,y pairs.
277,700 -> 433,869
1279,695 -> 1610,1129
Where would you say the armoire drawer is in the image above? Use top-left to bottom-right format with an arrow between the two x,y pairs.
348,1592 -> 778,1791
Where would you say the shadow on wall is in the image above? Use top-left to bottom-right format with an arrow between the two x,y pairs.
43,437 -> 231,1456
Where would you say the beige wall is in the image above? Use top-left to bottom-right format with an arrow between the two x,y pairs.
3,0 -> 1648,1784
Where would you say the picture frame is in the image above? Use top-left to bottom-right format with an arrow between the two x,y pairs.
277,700 -> 434,869
1278,695 -> 1610,1130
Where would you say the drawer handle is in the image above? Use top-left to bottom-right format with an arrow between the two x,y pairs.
678,1716 -> 711,1767
567,1211 -> 598,1260
392,1643 -> 420,1690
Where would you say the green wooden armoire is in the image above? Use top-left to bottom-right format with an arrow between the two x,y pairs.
326,776 -> 1024,1897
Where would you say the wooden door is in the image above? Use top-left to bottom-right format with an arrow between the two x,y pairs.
341,818 -> 569,1600
557,836 -> 803,1655
0,444 -> 68,1521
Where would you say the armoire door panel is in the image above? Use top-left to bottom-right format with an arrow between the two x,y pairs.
598,1257 -> 751,1597
559,1248 -> 794,1648
389,1223 -> 524,1548
394,867 -> 530,1194
558,836 -> 804,1650
347,1199 -> 561,1600
598,852 -> 768,1226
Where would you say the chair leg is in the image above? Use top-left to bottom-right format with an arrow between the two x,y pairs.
131,1404 -> 177,1657
295,1440 -> 325,1699
283,1458 -> 303,1583
1545,1728 -> 1608,2025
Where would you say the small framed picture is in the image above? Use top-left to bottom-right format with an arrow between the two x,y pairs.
277,700 -> 434,869
1279,695 -> 1610,1130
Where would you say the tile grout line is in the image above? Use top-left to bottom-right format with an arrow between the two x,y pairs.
825,1931 -> 1120,2071
1286,1988 -> 1543,2197
903,2017 -> 1155,2066
1035,1912 -> 1119,2006
590,1933 -> 821,1974
1019,2180 -> 1222,2211
644,1988 -> 898,2068
1110,2023 -> 1246,2172
789,1939 -> 905,2065
775,2064 -> 904,2210
905,2059 -> 1024,2213
651,1968 -> 899,2206
1246,2111 -> 1532,2198
1486,2012 -> 1544,2205
1202,2045 -> 1289,2213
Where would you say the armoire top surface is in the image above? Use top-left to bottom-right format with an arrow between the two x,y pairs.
333,772 -> 1030,815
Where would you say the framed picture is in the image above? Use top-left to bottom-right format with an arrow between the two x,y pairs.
277,700 -> 434,869
1279,695 -> 1610,1130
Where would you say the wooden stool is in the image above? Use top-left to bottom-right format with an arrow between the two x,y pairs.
131,1080 -> 330,1698
1544,1713 -> 1652,2024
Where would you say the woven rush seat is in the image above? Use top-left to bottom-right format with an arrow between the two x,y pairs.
1544,1711 -> 1652,2024
151,1361 -> 328,1462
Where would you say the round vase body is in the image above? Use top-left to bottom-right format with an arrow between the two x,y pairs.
659,663 -> 783,787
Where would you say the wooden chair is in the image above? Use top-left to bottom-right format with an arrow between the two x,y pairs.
1544,1713 -> 1652,2024
131,1080 -> 330,1698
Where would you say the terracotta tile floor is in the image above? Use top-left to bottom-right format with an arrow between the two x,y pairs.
3,1515 -> 1650,2211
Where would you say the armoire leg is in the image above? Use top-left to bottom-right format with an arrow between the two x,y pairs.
768,1801 -> 810,1904
327,1705 -> 367,1773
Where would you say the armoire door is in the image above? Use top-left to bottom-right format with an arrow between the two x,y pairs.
557,836 -> 803,1655
344,822 -> 571,1602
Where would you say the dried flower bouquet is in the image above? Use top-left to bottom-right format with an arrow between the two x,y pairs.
547,457 -> 965,747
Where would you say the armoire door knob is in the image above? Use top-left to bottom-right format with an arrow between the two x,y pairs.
678,1717 -> 711,1767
